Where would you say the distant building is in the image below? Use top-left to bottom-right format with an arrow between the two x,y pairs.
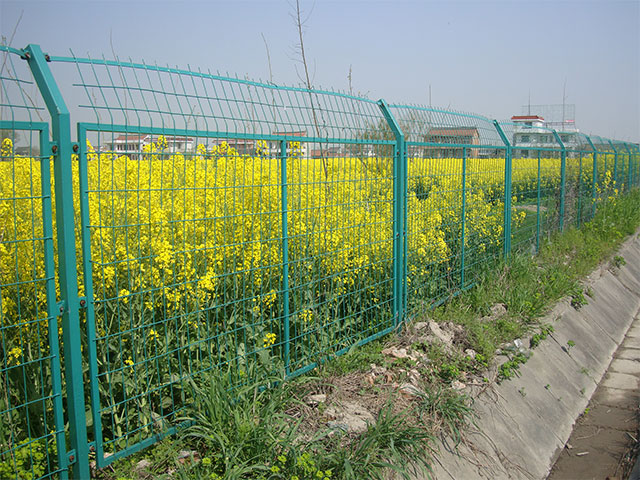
510,115 -> 580,157
424,127 -> 480,158
269,131 -> 308,158
103,134 -> 195,159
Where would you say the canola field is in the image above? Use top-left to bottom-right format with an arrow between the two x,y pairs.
0,135 -> 609,457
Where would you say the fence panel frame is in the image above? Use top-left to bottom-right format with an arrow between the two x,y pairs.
25,44 -> 91,479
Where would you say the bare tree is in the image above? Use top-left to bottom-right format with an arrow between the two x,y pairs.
290,0 -> 327,178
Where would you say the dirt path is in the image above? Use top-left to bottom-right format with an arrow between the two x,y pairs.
547,320 -> 640,480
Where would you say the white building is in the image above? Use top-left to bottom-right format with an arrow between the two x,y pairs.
510,115 -> 580,157
103,134 -> 195,159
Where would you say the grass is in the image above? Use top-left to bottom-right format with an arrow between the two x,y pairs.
97,188 -> 640,480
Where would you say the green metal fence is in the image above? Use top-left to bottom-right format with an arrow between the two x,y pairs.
0,48 -> 68,480
1,43 -> 639,478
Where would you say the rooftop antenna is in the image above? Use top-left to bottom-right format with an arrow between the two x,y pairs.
562,79 -> 567,128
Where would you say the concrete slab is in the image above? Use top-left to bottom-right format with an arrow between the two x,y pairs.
609,358 -> 640,376
626,324 -> 640,338
617,347 -> 640,360
591,386 -> 640,410
623,335 -> 640,350
601,371 -> 640,390
426,230 -> 640,480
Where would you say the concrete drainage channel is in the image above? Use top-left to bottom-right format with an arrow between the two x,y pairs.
427,231 -> 640,480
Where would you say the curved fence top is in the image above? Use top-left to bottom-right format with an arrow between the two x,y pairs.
497,119 -> 563,152
49,53 -> 391,145
387,103 -> 505,148
589,135 -> 616,153
555,131 -> 596,153
610,139 -> 634,154
0,46 -> 48,124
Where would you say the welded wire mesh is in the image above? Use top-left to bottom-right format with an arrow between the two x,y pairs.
49,53 -> 397,462
0,47 -> 66,480
498,121 -> 563,251
1,42 -> 639,476
388,104 -> 507,315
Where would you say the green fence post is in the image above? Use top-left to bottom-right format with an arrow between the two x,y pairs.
608,139 -> 619,189
624,143 -> 633,190
378,100 -> 406,328
40,126 -> 70,480
552,131 -> 566,231
280,140 -> 291,374
577,153 -> 583,228
460,147 -> 467,288
25,44 -> 90,479
493,121 -> 512,256
585,135 -> 597,219
536,151 -> 542,251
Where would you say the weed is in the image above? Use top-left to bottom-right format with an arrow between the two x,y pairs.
438,363 -> 461,382
498,352 -> 529,382
518,387 -> 526,397
612,255 -> 627,268
567,340 -> 576,350
530,323 -> 554,349
570,287 -> 588,309
417,386 -> 474,445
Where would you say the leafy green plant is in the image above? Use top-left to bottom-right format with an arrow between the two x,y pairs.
498,352 -> 529,382
530,323 -> 554,349
612,255 -> 626,268
570,286 -> 588,309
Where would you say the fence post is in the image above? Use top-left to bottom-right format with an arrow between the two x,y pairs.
536,151 -> 542,251
460,147 -> 467,288
576,152 -> 583,228
25,44 -> 90,479
585,135 -> 598,219
493,121 -> 512,256
624,143 -> 633,191
552,131 -> 566,231
377,100 -> 406,328
280,140 -> 291,374
608,139 -> 619,188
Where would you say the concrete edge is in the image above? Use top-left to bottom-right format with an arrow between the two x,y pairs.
428,229 -> 640,480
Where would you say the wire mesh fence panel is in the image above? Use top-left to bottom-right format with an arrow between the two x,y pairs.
591,136 -> 617,201
562,133 -> 597,228
49,54 -> 397,465
1,41 -> 639,476
498,121 -> 563,252
387,105 -> 507,316
0,47 -> 67,480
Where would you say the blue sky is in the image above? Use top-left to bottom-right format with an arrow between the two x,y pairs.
1,0 -> 639,141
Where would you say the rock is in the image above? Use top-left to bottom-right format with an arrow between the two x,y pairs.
399,382 -> 425,398
325,401 -> 375,434
428,321 -> 454,346
490,303 -> 507,317
176,450 -> 200,465
135,459 -> 152,471
464,349 -> 477,360
381,347 -> 410,359
306,394 -> 327,406
451,380 -> 466,390
413,322 -> 430,332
